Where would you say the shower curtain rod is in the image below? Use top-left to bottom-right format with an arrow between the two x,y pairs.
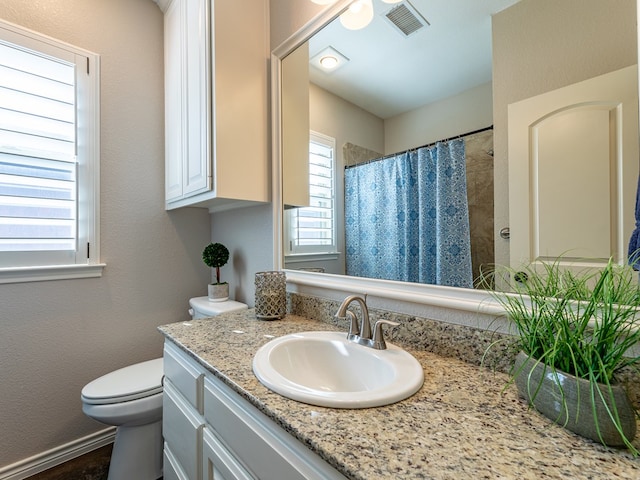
344,124 -> 493,169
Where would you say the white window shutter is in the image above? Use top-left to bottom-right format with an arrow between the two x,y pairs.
0,19 -> 102,280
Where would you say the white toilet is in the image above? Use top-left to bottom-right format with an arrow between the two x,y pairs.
81,297 -> 247,480
81,358 -> 164,480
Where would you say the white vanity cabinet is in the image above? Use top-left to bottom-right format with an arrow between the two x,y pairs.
162,0 -> 269,212
162,340 -> 348,480
163,341 -> 205,480
164,380 -> 204,480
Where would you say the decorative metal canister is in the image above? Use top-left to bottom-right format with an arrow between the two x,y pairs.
254,271 -> 286,320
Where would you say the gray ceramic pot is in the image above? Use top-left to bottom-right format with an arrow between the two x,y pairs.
207,283 -> 229,302
513,351 -> 637,447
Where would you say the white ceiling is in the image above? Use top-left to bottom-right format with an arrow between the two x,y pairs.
308,0 -> 521,119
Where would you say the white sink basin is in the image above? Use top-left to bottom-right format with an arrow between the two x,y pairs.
252,331 -> 424,408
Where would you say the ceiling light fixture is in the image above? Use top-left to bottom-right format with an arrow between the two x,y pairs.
310,46 -> 350,73
339,0 -> 374,30
381,0 -> 403,3
310,0 -> 337,4
319,55 -> 339,69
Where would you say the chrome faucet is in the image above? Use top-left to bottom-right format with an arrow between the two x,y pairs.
335,294 -> 399,350
336,294 -> 371,341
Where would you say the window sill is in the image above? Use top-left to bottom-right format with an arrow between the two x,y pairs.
285,252 -> 340,263
0,263 -> 106,284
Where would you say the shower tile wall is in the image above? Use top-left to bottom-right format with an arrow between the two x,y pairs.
464,129 -> 495,286
343,142 -> 381,167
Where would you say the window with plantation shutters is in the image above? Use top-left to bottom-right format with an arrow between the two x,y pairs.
285,132 -> 337,255
0,19 -> 102,283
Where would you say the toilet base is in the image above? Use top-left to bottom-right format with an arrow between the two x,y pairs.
107,419 -> 163,480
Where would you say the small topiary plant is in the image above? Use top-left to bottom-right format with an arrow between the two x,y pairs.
202,242 -> 229,285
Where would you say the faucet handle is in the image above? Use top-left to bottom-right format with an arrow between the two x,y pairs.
345,310 -> 360,340
371,319 -> 399,350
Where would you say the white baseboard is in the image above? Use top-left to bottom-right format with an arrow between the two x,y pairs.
0,428 -> 116,480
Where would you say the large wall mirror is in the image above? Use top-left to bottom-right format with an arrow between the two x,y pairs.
273,0 -> 638,311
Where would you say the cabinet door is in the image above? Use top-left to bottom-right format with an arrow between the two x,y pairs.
182,0 -> 211,198
164,341 -> 205,413
164,0 -> 184,201
204,376 -> 347,480
202,427 -> 254,480
164,379 -> 204,480
164,0 -> 211,203
164,446 -> 190,480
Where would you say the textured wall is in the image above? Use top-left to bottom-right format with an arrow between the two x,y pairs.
211,204 -> 274,307
0,0 -> 210,468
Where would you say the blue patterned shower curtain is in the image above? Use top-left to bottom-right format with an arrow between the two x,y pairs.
344,139 -> 473,288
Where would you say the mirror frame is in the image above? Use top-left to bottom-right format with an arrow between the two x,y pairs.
271,0 -> 503,317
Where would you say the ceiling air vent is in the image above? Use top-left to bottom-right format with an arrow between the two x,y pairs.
384,0 -> 429,37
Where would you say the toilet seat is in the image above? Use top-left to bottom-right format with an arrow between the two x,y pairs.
82,358 -> 163,405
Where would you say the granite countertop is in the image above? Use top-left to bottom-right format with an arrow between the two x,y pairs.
158,310 -> 640,480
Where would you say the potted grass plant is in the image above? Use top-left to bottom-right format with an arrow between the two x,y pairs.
482,258 -> 640,454
202,242 -> 230,302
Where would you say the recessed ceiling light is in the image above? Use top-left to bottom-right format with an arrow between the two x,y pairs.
310,46 -> 350,73
319,55 -> 339,69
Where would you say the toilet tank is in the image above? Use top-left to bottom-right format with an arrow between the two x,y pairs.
189,296 -> 248,319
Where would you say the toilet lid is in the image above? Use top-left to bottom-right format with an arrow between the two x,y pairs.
189,297 -> 248,316
81,358 -> 163,405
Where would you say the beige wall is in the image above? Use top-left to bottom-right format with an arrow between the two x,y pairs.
211,203 -> 274,306
310,83 -> 385,155
492,0 -> 637,267
269,0 -> 325,49
385,82 -> 493,154
0,0 -> 210,468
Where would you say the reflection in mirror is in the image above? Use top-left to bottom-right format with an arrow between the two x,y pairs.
279,0 -> 638,291
342,132 -> 492,288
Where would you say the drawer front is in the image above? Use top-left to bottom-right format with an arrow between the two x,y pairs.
203,376 -> 346,480
164,445 -> 190,480
202,427 -> 255,480
164,341 -> 205,412
164,379 -> 204,480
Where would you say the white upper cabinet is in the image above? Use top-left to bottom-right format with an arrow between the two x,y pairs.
163,0 -> 269,212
